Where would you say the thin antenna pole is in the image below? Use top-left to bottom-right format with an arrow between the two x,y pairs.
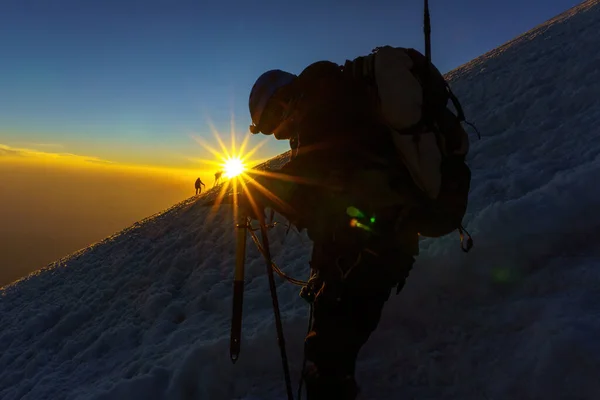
424,0 -> 431,64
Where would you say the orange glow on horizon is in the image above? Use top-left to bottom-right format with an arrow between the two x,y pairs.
0,143 -> 206,183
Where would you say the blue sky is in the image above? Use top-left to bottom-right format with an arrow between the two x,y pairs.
0,0 -> 582,170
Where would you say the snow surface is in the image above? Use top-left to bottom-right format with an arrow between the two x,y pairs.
2,1 -> 600,399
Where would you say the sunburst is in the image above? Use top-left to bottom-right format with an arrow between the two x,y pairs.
190,110 -> 334,228
190,112 -> 297,225
223,157 -> 245,178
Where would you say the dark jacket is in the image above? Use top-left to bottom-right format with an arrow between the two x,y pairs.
250,61 -> 420,253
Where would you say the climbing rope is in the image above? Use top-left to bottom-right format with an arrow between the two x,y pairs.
243,221 -> 309,287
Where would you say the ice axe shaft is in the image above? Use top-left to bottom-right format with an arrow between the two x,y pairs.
258,215 -> 294,400
201,194 -> 247,362
424,0 -> 431,63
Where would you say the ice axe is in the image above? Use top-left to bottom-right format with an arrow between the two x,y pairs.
201,194 -> 247,363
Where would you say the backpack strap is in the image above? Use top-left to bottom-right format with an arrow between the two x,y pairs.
446,84 -> 465,122
446,83 -> 482,140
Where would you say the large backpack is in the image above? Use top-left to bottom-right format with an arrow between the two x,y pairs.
342,45 -> 476,251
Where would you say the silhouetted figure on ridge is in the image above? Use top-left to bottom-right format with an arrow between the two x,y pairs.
214,170 -> 223,187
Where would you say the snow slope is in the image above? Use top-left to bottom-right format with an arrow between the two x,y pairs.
2,1 -> 600,399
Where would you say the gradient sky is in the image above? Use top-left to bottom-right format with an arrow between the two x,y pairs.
0,0 -> 585,286
0,0 -> 582,171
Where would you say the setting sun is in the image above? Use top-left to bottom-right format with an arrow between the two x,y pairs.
192,112 -> 309,225
223,157 -> 245,178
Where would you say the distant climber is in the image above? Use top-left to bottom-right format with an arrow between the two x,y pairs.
195,177 -> 205,195
214,170 -> 223,187
235,44 -> 474,399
